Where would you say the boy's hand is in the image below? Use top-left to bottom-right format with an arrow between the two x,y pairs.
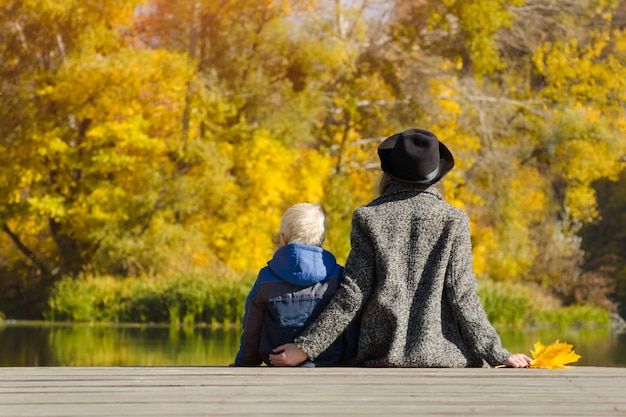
269,343 -> 308,366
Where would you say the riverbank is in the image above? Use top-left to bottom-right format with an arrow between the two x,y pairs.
1,366 -> 625,416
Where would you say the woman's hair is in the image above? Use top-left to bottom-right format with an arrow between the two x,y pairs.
377,172 -> 442,195
280,203 -> 327,247
377,172 -> 396,195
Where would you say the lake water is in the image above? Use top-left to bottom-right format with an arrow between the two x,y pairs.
1,322 -> 625,367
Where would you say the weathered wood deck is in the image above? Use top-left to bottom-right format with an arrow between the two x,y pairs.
1,366 -> 625,416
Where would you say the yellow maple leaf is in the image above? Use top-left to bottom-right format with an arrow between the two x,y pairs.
529,340 -> 582,369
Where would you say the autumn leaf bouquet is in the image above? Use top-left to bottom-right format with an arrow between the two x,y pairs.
528,340 -> 582,369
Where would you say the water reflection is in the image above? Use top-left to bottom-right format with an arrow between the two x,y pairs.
0,323 -> 239,366
1,322 -> 625,367
499,327 -> 626,367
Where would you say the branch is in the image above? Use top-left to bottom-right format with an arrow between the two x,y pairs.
1,222 -> 52,276
432,93 -> 547,116
11,21 -> 29,52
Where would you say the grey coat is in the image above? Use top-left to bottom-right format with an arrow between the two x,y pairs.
295,182 -> 511,367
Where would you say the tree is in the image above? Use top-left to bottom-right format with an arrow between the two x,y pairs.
0,0 -> 211,314
386,0 -> 626,310
3,0 -> 626,319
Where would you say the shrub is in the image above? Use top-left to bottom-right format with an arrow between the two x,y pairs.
46,273 -> 254,326
534,304 -> 612,328
200,277 -> 251,326
119,279 -> 168,323
477,279 -> 532,328
47,273 -> 612,330
46,274 -> 125,322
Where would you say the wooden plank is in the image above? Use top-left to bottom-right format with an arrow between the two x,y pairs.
0,367 -> 625,416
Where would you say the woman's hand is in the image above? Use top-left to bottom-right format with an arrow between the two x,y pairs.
502,353 -> 532,368
268,343 -> 308,366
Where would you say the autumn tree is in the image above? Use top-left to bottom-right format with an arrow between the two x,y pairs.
388,0 -> 626,310
131,0 -> 402,265
1,0 -> 140,314
2,0 -> 626,319
0,0 -> 224,315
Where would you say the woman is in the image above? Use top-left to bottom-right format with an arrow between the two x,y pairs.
269,128 -> 531,368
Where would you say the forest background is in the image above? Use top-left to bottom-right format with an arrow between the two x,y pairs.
1,0 -> 626,326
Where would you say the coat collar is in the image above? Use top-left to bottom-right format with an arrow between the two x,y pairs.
381,182 -> 444,200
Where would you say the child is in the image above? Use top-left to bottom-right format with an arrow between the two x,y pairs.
231,203 -> 351,367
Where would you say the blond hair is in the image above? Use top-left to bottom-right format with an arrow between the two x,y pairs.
377,172 -> 396,195
280,203 -> 327,247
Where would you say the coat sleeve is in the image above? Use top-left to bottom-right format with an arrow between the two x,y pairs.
295,210 -> 373,361
234,273 -> 266,366
444,212 -> 512,366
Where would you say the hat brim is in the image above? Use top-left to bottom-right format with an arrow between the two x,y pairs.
378,136 -> 455,185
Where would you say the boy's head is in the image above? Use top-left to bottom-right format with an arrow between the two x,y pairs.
280,203 -> 327,247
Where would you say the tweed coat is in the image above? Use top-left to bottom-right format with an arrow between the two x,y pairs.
294,182 -> 511,367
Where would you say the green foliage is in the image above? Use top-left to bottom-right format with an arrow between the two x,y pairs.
46,273 -> 254,326
46,274 -> 614,332
120,279 -> 170,323
534,305 -> 612,329
478,279 -> 613,329
47,275 -> 126,322
477,280 -> 532,328
161,275 -> 251,326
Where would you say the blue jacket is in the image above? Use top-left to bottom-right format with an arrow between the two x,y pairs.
235,243 -> 350,366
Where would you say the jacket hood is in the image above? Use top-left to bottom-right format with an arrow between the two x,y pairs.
268,243 -> 341,286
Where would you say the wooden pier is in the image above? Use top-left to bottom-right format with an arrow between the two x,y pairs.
1,366 -> 625,416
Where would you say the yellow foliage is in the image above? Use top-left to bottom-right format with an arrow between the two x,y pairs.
471,226 -> 495,278
548,106 -> 626,224
613,29 -> 626,53
529,340 -> 582,369
469,159 -> 551,282
27,194 -> 67,220
534,32 -> 626,107
423,0 -> 520,75
3,0 -> 626,315
427,79 -> 481,176
563,185 -> 599,224
209,130 -> 334,272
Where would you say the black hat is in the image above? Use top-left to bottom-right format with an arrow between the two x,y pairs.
377,128 -> 454,184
